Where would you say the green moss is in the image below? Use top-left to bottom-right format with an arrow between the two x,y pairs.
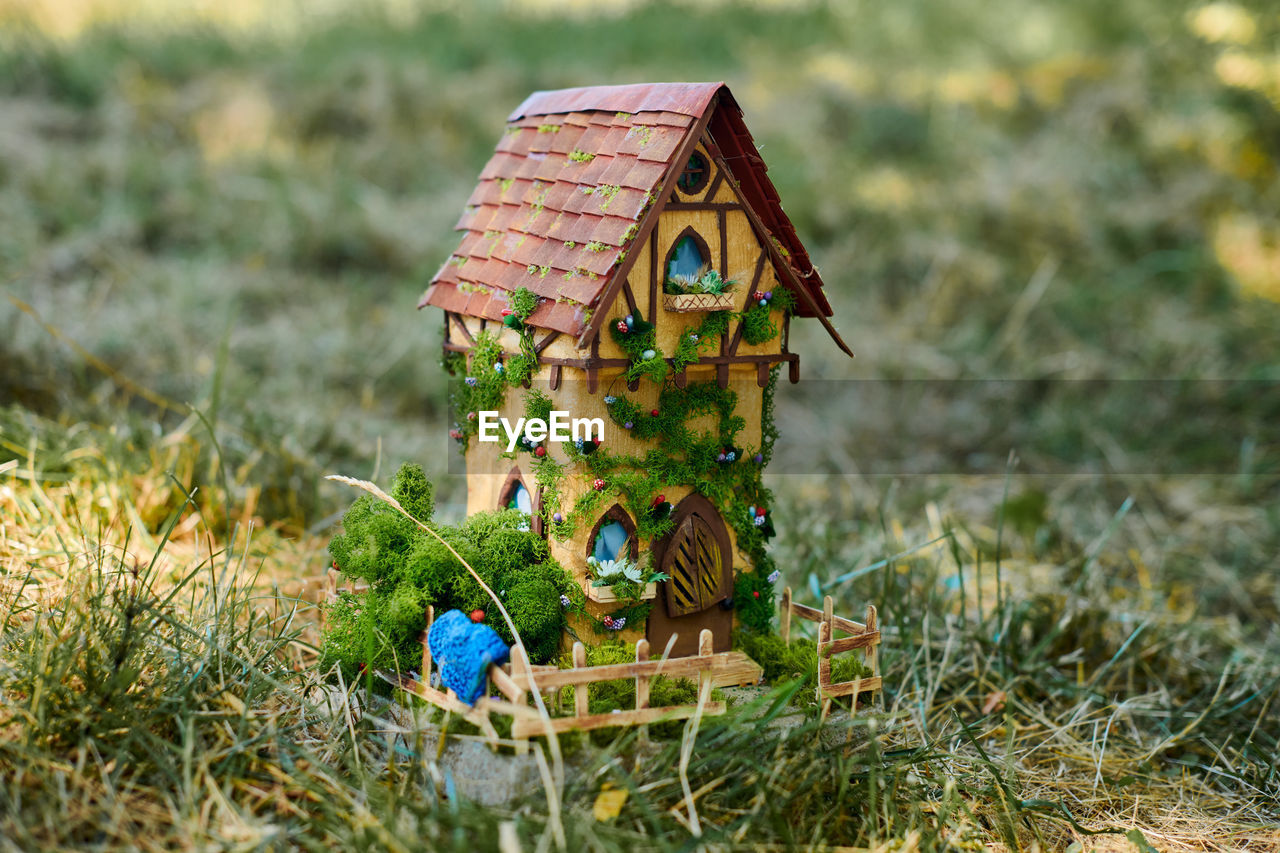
594,184 -> 621,210
568,149 -> 595,162
509,286 -> 538,320
322,467 -> 576,674
740,301 -> 780,345
734,630 -> 870,693
523,388 -> 553,424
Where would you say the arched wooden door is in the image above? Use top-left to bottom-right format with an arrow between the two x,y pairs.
647,494 -> 733,656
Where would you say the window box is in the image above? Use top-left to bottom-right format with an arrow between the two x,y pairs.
586,580 -> 658,604
664,292 -> 734,313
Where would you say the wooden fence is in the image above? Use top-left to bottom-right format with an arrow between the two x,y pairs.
388,604 -> 724,751
779,588 -> 882,722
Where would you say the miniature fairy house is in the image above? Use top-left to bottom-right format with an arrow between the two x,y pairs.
421,82 -> 851,656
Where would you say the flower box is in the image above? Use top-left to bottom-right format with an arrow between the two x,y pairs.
664,292 -> 734,313
586,581 -> 658,604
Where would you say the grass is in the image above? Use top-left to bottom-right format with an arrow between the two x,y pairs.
1,0 -> 1279,848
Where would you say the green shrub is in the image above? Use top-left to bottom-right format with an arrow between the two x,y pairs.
322,465 -> 576,673
504,577 -> 563,663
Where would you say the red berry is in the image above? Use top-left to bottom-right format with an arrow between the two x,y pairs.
593,478 -> 606,491
752,591 -> 760,599
535,446 -> 547,457
501,308 -> 514,316
616,320 -> 628,333
756,507 -> 767,517
652,494 -> 666,506
470,609 -> 485,623
602,615 -> 614,627
650,409 -> 660,417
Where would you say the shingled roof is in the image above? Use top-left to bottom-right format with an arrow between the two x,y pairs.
420,82 -> 847,353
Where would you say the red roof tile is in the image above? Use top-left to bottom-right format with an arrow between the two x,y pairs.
421,82 -> 842,352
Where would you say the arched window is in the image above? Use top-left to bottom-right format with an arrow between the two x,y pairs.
665,228 -> 710,284
586,504 -> 638,563
507,481 -> 532,514
499,467 -> 533,523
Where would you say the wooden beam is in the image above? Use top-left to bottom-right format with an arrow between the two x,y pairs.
621,278 -> 639,319
718,209 -> 727,277
534,330 -> 561,354
442,343 -> 799,370
549,364 -> 562,390
817,676 -> 883,698
701,164 -> 726,203
504,652 -> 718,690
787,600 -> 868,635
648,231 -> 658,325
511,701 -> 726,738
449,313 -> 476,345
663,202 -> 740,211
820,632 -> 882,656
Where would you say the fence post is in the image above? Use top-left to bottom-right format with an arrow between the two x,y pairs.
697,629 -> 714,705
573,642 -> 588,719
865,604 -> 879,709
510,644 -> 530,755
817,619 -> 832,724
420,605 -> 435,684
780,587 -> 792,646
635,639 -> 650,750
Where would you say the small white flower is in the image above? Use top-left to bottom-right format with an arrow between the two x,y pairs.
767,570 -> 780,584
754,515 -> 766,527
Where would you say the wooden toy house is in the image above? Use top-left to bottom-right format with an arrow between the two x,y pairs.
421,82 -> 850,656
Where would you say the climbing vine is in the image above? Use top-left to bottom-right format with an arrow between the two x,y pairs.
446,287 -> 541,448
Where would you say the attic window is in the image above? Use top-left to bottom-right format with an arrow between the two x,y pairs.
677,151 -> 710,194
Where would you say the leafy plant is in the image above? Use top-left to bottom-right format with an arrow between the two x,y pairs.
664,265 -> 738,296
586,555 -> 669,604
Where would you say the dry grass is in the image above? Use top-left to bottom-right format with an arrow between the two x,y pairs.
2,422 -> 1275,850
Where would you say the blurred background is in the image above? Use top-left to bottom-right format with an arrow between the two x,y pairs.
1,0 -> 1276,547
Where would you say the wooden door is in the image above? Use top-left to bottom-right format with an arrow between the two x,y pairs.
647,495 -> 732,656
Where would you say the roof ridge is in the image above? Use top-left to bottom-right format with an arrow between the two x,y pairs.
508,82 -> 726,122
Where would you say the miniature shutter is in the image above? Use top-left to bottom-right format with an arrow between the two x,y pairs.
663,513 -> 727,617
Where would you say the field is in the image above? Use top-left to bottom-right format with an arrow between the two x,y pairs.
1,0 -> 1278,849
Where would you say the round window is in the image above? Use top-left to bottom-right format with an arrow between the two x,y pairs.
676,151 -> 710,195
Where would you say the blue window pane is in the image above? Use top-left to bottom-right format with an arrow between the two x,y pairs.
507,482 -> 531,514
667,235 -> 706,280
592,520 -> 629,562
